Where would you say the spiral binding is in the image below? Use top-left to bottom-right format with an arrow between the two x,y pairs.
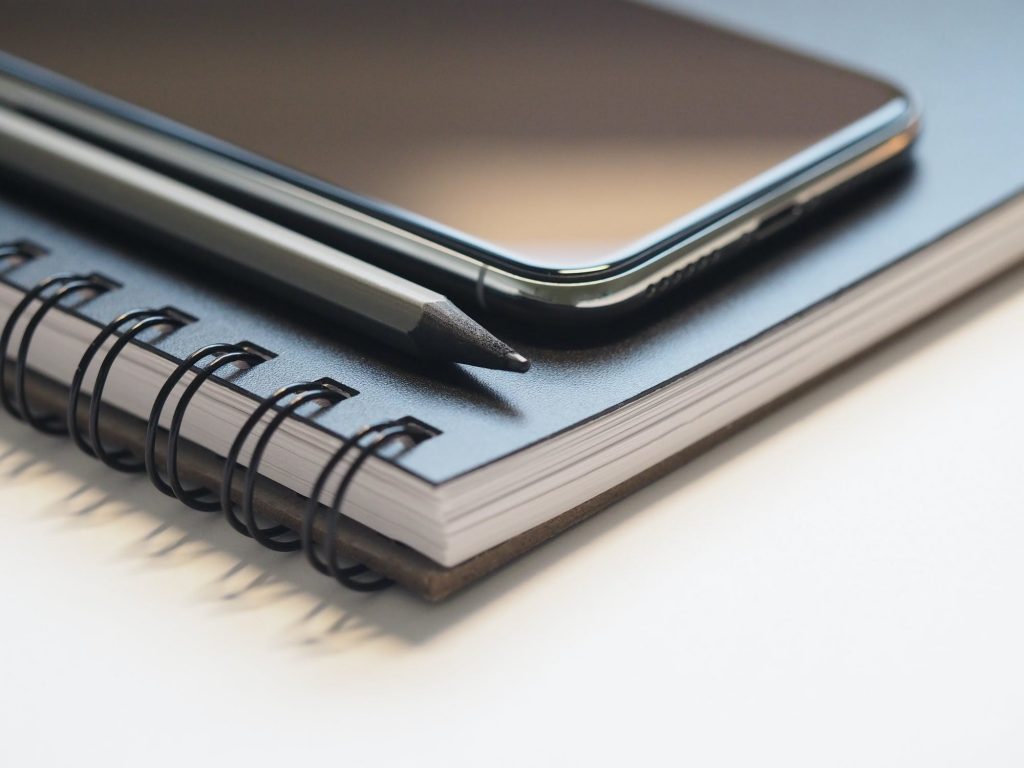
0,243 -> 438,593
221,380 -> 352,550
0,239 -> 47,272
303,419 -> 434,591
145,342 -> 270,509
68,307 -> 192,470
0,272 -> 117,432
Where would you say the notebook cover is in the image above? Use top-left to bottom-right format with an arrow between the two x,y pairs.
1,0 -> 1023,599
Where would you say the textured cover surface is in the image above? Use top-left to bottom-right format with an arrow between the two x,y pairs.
2,0 -> 1023,486
1,0 -> 1022,599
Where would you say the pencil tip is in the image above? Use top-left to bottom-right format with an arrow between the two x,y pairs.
504,351 -> 531,373
411,301 -> 531,372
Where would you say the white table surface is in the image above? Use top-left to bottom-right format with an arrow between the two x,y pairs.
2,262 -> 1023,767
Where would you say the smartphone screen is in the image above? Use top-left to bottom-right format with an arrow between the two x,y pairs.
0,0 -> 903,269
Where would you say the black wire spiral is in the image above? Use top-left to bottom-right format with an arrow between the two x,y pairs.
221,381 -> 348,550
0,240 -> 44,272
1,254 -> 437,593
0,273 -> 114,432
302,420 -> 432,591
67,308 -> 189,470
0,241 -> 26,262
144,343 -> 265,510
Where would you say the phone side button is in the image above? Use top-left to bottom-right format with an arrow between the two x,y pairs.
755,203 -> 802,240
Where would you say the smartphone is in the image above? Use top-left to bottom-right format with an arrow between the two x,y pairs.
0,0 -> 917,320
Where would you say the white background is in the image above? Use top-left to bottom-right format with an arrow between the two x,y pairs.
2,258 -> 1023,766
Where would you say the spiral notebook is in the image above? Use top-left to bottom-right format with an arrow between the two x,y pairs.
2,0 -> 1024,601
3,170 -> 1023,599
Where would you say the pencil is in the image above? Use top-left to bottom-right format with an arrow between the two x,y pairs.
0,106 -> 530,373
